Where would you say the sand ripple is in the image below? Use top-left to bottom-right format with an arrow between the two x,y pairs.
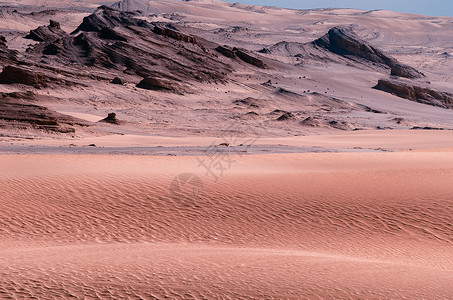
1,153 -> 453,298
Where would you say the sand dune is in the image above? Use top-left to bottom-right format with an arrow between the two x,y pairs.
1,152 -> 453,298
1,0 -> 453,298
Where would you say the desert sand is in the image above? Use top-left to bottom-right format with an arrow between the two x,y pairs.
1,0 -> 453,298
1,151 -> 453,298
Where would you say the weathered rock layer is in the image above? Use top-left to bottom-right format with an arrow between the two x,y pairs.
374,79 -> 453,109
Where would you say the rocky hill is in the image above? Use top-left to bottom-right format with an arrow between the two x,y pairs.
260,26 -> 423,79
24,6 -> 233,87
0,0 -> 452,138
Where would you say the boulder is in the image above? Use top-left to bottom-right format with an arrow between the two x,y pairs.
111,77 -> 125,85
99,112 -> 120,124
136,77 -> 179,91
49,20 -> 61,29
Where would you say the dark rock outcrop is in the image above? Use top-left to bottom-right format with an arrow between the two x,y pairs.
25,20 -> 67,42
111,77 -> 125,84
25,20 -> 75,58
262,27 -> 422,78
0,65 -> 75,88
152,25 -> 198,44
216,46 -> 236,58
25,6 -> 232,88
299,117 -> 353,130
99,112 -> 120,124
49,20 -> 60,29
0,94 -> 88,133
216,45 -> 267,68
234,48 -> 267,69
72,6 -> 150,34
411,126 -> 444,130
270,109 -> 288,115
328,120 -> 353,130
390,117 -> 411,126
313,27 -> 423,79
136,77 -> 180,92
389,63 -> 423,79
99,27 -> 128,41
0,35 -> 18,63
0,35 -> 7,48
373,79 -> 453,109
0,65 -> 49,88
300,116 -> 323,127
1,91 -> 36,100
276,112 -> 295,121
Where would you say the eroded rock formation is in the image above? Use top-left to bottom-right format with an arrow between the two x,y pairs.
374,79 -> 453,109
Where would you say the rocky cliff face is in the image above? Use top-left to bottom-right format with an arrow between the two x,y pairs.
374,79 -> 453,109
0,66 -> 50,88
25,20 -> 66,42
0,65 -> 76,88
152,25 -> 199,45
24,6 -> 233,87
0,35 -> 18,64
261,27 -> 423,79
313,27 -> 423,79
216,45 -> 267,69
0,92 -> 88,133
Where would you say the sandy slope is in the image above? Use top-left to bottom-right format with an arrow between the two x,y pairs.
3,129 -> 453,155
1,152 -> 453,298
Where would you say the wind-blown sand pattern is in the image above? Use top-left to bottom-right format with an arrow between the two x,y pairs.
1,153 -> 453,299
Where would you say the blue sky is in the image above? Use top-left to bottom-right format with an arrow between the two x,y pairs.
223,0 -> 453,17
